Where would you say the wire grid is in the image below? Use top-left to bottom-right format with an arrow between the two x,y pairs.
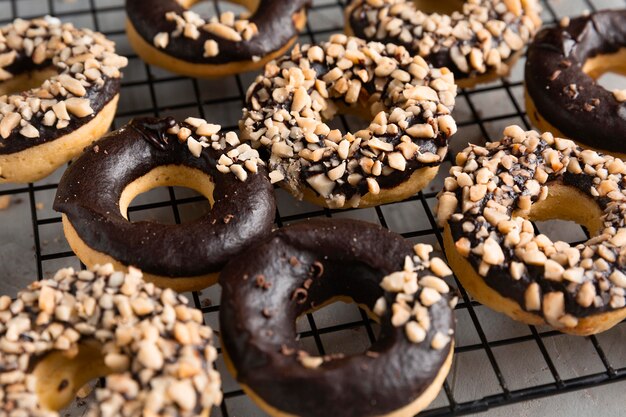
1,0 -> 626,415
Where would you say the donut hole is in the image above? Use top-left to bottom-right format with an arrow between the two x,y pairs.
410,0 -> 465,15
295,297 -> 381,356
177,0 -> 260,19
290,261 -> 387,358
0,67 -> 57,96
33,340 -> 110,411
119,165 -> 215,223
582,48 -> 626,92
324,106 -> 372,137
513,182 -> 603,238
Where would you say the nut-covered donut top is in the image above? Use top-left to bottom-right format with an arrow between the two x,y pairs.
437,125 -> 626,328
0,264 -> 222,417
126,0 -> 310,64
240,35 -> 457,208
54,117 -> 276,279
0,16 -> 127,155
525,9 -> 626,154
346,0 -> 541,80
219,219 -> 456,417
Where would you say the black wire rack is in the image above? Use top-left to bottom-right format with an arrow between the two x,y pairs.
1,0 -> 626,415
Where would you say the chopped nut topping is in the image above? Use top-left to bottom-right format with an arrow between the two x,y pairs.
374,243 -> 455,347
0,264 -> 222,416
346,0 -> 541,76
613,89 -> 626,103
162,118 -> 262,182
240,36 -> 457,208
158,9 -> 259,57
439,125 -> 626,329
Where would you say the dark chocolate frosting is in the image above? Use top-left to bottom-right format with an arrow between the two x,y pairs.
125,0 -> 310,64
53,117 -> 276,278
220,219 -> 455,417
525,10 -> 626,153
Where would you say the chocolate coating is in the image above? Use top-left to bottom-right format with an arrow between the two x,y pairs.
53,117 -> 276,278
0,70 -> 120,155
125,0 -> 310,64
525,10 -> 626,153
220,219 -> 454,417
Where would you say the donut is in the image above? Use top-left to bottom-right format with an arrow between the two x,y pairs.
53,116 -> 276,292
525,10 -> 626,159
220,218 -> 457,417
437,125 -> 626,335
0,263 -> 222,416
240,35 -> 458,209
345,0 -> 542,88
0,16 -> 127,184
125,0 -> 310,78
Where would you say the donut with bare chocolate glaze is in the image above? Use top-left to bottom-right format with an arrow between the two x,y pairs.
54,116 -> 276,292
0,16 -> 127,184
220,219 -> 457,417
125,0 -> 310,78
345,0 -> 542,88
525,10 -> 626,159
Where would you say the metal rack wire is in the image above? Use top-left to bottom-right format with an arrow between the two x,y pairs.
1,0 -> 626,415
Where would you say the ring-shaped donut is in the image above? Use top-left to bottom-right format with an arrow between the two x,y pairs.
0,264 -> 222,417
438,125 -> 626,335
240,35 -> 458,209
525,9 -> 626,158
220,219 -> 456,417
345,0 -> 541,88
125,0 -> 310,77
0,16 -> 127,184
54,117 -> 276,292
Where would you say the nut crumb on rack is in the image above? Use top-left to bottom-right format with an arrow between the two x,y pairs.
0,195 -> 10,210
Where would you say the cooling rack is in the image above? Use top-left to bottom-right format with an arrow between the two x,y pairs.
1,0 -> 626,415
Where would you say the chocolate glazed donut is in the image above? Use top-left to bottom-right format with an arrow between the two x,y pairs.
54,117 -> 276,292
220,219 -> 456,417
525,10 -> 626,157
125,0 -> 310,77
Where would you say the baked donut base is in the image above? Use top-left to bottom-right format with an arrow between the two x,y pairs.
61,164 -> 221,293
62,216 -> 219,292
299,165 -> 440,209
221,295 -> 454,417
125,8 -> 307,78
525,91 -> 626,161
33,340 -> 110,411
442,182 -> 626,335
0,94 -> 119,184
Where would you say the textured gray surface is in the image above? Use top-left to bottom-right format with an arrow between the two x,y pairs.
0,0 -> 625,416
